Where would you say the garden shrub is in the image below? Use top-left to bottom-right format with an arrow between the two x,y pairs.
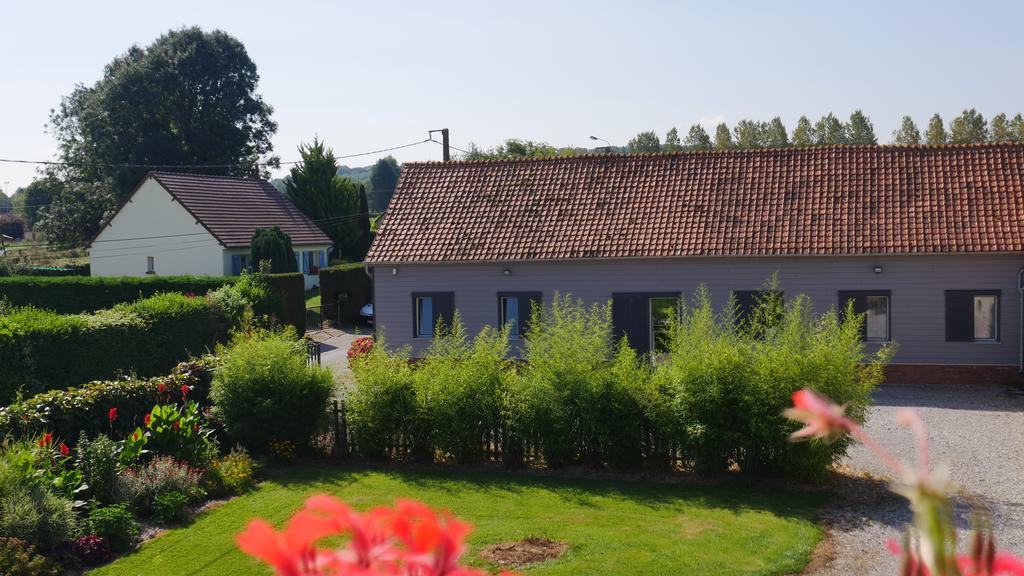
0,537 -> 61,576
211,330 -> 334,453
75,433 -> 119,504
153,491 -> 190,525
0,357 -> 217,442
120,292 -> 223,373
0,441 -> 79,552
202,449 -> 257,497
72,534 -> 112,566
86,505 -> 139,553
113,456 -> 202,512
347,337 -> 415,459
0,275 -> 236,314
412,316 -> 508,463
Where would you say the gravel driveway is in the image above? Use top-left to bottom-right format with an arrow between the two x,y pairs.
812,383 -> 1024,575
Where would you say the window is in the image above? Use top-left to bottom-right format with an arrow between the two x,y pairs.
838,291 -> 891,342
945,290 -> 1000,342
498,292 -> 541,337
230,254 -> 251,276
649,297 -> 677,353
732,290 -> 784,335
146,256 -> 155,274
412,292 -> 455,338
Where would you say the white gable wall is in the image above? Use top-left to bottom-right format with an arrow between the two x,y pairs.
90,177 -> 225,277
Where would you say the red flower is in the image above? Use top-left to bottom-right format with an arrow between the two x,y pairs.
782,389 -> 851,443
181,384 -> 190,399
108,407 -> 118,423
157,382 -> 168,394
38,432 -> 53,447
193,423 -> 200,433
131,430 -> 141,442
173,420 -> 181,431
59,443 -> 70,457
143,413 -> 152,426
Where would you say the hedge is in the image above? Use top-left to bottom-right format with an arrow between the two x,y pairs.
0,293 -> 226,404
0,275 -> 236,313
319,263 -> 371,323
266,273 -> 304,334
0,358 -> 216,442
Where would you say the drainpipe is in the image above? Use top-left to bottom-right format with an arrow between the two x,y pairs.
1018,268 -> 1024,374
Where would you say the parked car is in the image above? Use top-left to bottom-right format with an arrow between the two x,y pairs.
360,303 -> 374,326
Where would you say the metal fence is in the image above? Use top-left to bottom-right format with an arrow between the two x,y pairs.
305,303 -> 340,332
306,341 -> 321,366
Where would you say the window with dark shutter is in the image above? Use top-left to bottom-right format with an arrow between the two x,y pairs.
838,290 -> 891,342
412,292 -> 455,338
498,292 -> 542,337
611,292 -> 680,355
946,290 -> 1000,342
732,290 -> 784,335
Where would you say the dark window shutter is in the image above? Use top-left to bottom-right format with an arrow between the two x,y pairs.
838,291 -> 868,341
945,291 -> 974,342
733,291 -> 758,327
612,293 -> 650,354
519,292 -> 542,336
231,254 -> 241,276
432,292 -> 455,333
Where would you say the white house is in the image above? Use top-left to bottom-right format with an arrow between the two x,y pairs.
89,172 -> 332,289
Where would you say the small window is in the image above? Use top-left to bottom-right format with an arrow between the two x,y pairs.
946,290 -> 1000,343
838,291 -> 890,342
146,256 -> 155,274
416,297 -> 434,337
649,297 -> 676,353
501,297 -> 520,336
498,292 -> 541,338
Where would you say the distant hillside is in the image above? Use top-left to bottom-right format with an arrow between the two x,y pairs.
338,165 -> 372,184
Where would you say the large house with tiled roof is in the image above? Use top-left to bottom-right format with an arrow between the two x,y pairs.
365,143 -> 1024,384
90,172 -> 332,289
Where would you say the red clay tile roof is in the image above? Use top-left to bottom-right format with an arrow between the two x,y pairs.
149,172 -> 331,248
366,143 -> 1024,263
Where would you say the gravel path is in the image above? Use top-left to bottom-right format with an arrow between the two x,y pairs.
812,383 -> 1024,575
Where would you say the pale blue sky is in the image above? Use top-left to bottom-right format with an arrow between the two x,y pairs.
2,0 -> 1022,192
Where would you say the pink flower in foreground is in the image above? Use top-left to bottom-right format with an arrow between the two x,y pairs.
237,495 -> 518,576
782,389 -> 852,443
888,539 -> 1024,576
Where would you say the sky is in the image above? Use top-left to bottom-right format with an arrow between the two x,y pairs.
2,0 -> 1024,194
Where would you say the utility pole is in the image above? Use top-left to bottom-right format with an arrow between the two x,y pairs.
429,129 -> 451,161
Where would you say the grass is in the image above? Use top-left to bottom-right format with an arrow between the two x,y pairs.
304,288 -> 320,307
93,466 -> 824,576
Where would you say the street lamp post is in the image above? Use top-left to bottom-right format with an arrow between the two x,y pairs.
589,136 -> 612,153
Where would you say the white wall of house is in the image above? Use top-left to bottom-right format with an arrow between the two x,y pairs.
89,178 -> 224,277
224,244 -> 332,289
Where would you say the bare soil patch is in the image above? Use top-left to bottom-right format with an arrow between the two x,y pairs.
479,537 -> 569,568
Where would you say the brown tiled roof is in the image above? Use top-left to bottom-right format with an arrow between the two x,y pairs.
366,143 -> 1024,263
149,172 -> 331,248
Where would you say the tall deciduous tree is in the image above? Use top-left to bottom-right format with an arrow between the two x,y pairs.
368,156 -> 401,214
628,131 -> 662,153
0,193 -> 12,214
663,127 -> 682,152
925,114 -> 948,145
684,124 -> 713,150
813,113 -> 848,145
989,113 -> 1012,141
284,138 -> 363,260
949,108 -> 988,143
36,181 -> 115,247
1010,114 -> 1024,141
791,116 -> 815,147
463,139 -> 562,160
714,123 -> 733,150
892,116 -> 921,145
16,177 -> 60,229
43,27 -> 278,246
732,120 -> 766,149
250,227 -> 298,274
764,117 -> 789,148
846,110 -> 877,144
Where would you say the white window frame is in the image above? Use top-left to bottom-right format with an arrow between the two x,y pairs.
973,294 -> 999,343
146,256 -> 155,274
415,296 -> 434,338
864,294 -> 890,343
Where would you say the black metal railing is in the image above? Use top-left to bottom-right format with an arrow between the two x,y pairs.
306,340 -> 321,366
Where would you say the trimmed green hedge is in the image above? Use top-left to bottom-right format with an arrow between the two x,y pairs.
0,275 -> 236,314
0,293 -> 226,404
319,263 -> 371,323
0,358 -> 216,442
266,273 -> 304,334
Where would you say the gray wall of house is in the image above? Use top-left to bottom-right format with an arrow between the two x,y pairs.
371,255 -> 1024,366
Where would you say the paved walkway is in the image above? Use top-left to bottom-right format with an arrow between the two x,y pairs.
306,325 -> 367,384
812,383 -> 1024,575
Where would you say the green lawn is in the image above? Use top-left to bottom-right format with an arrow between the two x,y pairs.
93,466 -> 824,576
305,289 -> 320,307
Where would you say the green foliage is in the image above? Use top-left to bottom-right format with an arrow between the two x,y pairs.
846,110 -> 877,144
925,113 -> 948,145
732,120 -> 768,148
45,26 -> 276,246
202,450 -> 257,497
285,138 -> 365,258
892,116 -> 921,145
0,442 -> 78,552
813,113 -> 848,144
627,131 -> 661,153
112,456 -> 202,512
462,140 -> 578,161
144,401 -> 218,467
412,315 -> 509,463
764,117 -> 790,148
250,227 -> 298,274
0,537 -> 61,576
368,155 -> 401,214
87,505 -> 139,553
318,262 -> 372,323
0,293 -> 222,402
791,115 -> 815,146
989,113 -> 1012,141
153,491 -> 189,525
75,433 -> 118,504
14,178 -> 59,229
713,123 -> 733,149
36,181 -> 116,248
206,269 -> 275,325
347,338 -> 415,459
0,213 -> 24,239
949,108 -> 988,143
663,127 -> 682,152
0,274 -> 235,314
684,124 -> 713,150
210,331 -> 334,452
0,358 -> 216,443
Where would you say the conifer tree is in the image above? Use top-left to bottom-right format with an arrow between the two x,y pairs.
892,116 -> 921,145
714,123 -> 733,150
791,116 -> 815,147
925,114 -> 948,145
684,124 -> 713,150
